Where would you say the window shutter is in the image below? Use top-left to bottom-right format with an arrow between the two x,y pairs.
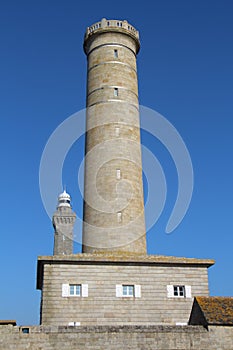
62,284 -> 69,297
82,284 -> 88,297
185,285 -> 192,298
116,284 -> 122,297
167,285 -> 173,298
135,285 -> 141,298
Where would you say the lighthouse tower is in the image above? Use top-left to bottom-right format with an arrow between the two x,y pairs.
53,190 -> 76,255
37,19 -> 214,328
82,18 -> 146,254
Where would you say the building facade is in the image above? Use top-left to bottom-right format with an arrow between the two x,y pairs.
37,254 -> 213,326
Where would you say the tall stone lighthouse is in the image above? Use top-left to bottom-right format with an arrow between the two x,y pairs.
37,19 -> 214,327
82,18 -> 146,253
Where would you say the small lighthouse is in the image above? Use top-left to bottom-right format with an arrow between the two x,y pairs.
52,190 -> 76,255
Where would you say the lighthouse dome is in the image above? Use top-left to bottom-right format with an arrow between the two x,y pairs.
57,190 -> 71,208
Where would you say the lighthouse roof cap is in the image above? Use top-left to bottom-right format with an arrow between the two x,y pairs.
58,190 -> 71,199
57,190 -> 71,208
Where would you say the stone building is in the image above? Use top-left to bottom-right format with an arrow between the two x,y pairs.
37,18 -> 215,327
0,18 -> 232,350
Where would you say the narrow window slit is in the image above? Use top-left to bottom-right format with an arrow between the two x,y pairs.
117,212 -> 122,223
115,127 -> 120,137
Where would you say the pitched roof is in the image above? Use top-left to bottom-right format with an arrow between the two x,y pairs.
191,296 -> 233,326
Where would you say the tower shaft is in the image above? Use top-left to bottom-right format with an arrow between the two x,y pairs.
82,19 -> 146,254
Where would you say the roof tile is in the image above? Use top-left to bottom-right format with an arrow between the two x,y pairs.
195,296 -> 233,325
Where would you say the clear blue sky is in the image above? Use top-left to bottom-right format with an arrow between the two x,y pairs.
0,0 -> 232,325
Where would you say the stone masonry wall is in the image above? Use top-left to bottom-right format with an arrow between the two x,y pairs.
0,325 -> 232,350
40,261 -> 209,326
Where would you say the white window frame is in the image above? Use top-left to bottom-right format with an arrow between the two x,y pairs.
115,127 -> 120,137
62,283 -> 88,297
114,88 -> 118,97
173,285 -> 185,297
116,284 -> 141,298
167,285 -> 192,298
123,285 -> 134,297
116,169 -> 121,179
69,284 -> 81,296
117,212 -> 122,223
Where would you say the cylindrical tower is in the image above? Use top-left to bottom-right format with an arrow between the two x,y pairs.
82,18 -> 146,254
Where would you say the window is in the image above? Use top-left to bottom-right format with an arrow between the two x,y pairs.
22,328 -> 30,334
115,127 -> 120,137
173,285 -> 185,297
60,199 -> 70,204
68,321 -> 80,326
114,88 -> 118,97
116,284 -> 141,298
116,169 -> 121,179
167,285 -> 192,298
69,284 -> 81,296
123,285 -> 134,297
117,212 -> 122,223
114,49 -> 118,58
62,283 -> 88,297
